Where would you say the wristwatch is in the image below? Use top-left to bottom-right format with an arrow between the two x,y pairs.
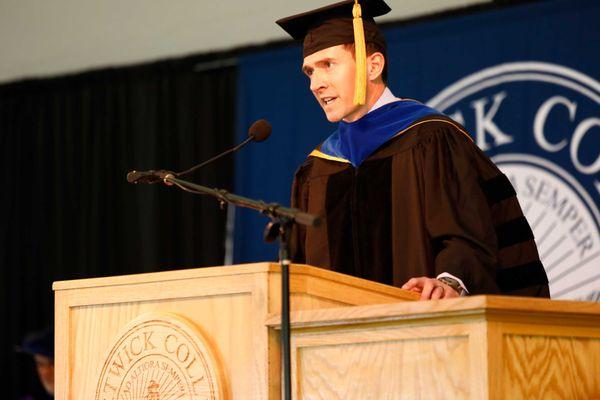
437,277 -> 467,296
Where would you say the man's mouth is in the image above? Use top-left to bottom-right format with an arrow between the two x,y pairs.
321,96 -> 337,106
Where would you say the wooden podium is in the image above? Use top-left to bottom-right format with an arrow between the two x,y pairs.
53,263 -> 417,399
54,263 -> 600,399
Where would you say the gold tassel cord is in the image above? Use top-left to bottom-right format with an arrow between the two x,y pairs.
352,0 -> 367,106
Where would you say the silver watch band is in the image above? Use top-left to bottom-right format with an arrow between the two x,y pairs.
437,277 -> 466,296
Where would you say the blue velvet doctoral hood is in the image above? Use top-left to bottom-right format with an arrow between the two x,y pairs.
319,100 -> 442,167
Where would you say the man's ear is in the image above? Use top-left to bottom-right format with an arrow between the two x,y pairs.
367,52 -> 385,82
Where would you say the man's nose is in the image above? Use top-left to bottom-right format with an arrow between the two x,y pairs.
310,71 -> 327,92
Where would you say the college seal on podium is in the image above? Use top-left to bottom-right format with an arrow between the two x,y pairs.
95,312 -> 226,400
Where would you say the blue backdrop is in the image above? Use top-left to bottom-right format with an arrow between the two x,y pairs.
232,0 -> 599,299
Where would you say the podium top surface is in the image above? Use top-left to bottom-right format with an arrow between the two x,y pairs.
52,263 -> 418,301
266,295 -> 600,328
52,262 -> 274,291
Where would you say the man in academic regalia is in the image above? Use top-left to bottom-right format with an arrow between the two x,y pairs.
276,0 -> 550,299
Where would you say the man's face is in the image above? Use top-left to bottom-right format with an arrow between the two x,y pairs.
302,45 -> 367,123
34,354 -> 54,395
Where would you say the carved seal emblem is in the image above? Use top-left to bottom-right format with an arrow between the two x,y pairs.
95,312 -> 226,400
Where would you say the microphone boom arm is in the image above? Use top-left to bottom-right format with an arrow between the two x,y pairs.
140,170 -> 311,400
163,174 -> 321,228
175,137 -> 253,178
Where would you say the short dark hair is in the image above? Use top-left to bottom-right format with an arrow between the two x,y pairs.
344,42 -> 388,83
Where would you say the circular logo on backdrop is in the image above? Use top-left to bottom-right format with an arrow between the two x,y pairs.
95,313 -> 226,400
428,62 -> 600,299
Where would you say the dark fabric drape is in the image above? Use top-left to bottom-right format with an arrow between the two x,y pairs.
0,57 -> 236,398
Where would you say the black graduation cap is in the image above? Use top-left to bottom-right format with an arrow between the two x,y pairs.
15,329 -> 54,358
276,0 -> 391,105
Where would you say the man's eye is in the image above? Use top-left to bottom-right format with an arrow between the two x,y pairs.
324,61 -> 331,68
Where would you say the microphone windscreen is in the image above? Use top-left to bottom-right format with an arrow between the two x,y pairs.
126,170 -> 141,183
248,119 -> 272,142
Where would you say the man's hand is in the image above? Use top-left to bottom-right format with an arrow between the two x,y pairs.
401,277 -> 460,301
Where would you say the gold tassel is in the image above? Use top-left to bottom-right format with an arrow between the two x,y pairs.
352,0 -> 367,106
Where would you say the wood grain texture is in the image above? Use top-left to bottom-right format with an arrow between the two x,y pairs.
284,298 -> 600,400
53,263 -> 272,290
69,291 -> 256,399
266,295 -> 600,329
54,289 -> 70,400
57,273 -> 266,399
54,263 -> 417,400
293,325 -> 473,400
468,323 -> 493,399
55,265 -> 600,399
502,334 -> 600,400
53,263 -> 420,303
267,266 -> 419,314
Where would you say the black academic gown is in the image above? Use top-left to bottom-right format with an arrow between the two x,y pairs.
291,115 -> 550,297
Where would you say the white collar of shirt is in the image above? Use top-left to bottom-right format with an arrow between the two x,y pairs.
368,87 -> 401,113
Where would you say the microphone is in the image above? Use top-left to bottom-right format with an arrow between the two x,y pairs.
126,169 -> 173,184
127,119 -> 272,184
248,119 -> 271,142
